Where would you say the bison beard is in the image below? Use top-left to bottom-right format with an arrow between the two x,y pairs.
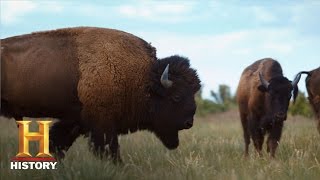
1,27 -> 201,162
237,58 -> 301,158
155,130 -> 179,150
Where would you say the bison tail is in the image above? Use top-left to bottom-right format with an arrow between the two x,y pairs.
294,71 -> 311,87
292,71 -> 310,103
293,71 -> 310,84
292,71 -> 310,86
298,71 -> 311,76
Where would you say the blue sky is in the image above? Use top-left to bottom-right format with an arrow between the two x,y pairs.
1,0 -> 319,98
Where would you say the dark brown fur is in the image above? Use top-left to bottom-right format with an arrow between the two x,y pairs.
237,58 -> 298,157
1,27 -> 201,161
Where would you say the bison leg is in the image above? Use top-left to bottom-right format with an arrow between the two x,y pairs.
251,131 -> 264,156
110,135 -> 122,163
266,122 -> 283,158
240,113 -> 250,156
89,130 -> 107,158
50,120 -> 82,159
248,116 -> 264,156
89,129 -> 122,163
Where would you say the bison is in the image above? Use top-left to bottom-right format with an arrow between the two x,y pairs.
236,58 -> 301,157
294,67 -> 320,133
1,27 -> 201,162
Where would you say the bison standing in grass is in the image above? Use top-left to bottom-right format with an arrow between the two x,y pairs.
1,27 -> 201,162
294,67 -> 320,133
236,58 -> 301,157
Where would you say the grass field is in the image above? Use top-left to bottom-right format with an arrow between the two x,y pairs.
1,110 -> 320,180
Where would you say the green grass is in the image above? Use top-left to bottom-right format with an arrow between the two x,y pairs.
1,112 -> 320,180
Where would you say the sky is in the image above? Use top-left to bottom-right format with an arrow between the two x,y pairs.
1,0 -> 319,99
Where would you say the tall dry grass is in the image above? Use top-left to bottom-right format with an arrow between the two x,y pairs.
1,111 -> 320,180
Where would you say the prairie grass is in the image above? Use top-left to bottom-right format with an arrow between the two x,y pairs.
1,111 -> 320,180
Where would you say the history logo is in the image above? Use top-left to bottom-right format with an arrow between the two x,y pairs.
10,121 -> 57,170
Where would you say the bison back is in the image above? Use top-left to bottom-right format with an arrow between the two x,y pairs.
236,58 -> 282,115
1,27 -> 156,122
1,29 -> 81,117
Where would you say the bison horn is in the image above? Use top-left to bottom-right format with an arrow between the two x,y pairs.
259,72 -> 270,89
161,64 -> 173,88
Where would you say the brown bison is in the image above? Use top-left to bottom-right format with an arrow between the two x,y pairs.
1,27 -> 201,162
294,67 -> 320,133
236,58 -> 301,157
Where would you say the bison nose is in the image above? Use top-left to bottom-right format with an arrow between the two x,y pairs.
184,120 -> 193,129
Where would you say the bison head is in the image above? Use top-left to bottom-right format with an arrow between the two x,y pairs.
149,55 -> 200,149
258,72 -> 300,121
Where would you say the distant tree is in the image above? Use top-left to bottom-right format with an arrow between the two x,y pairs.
196,85 -> 313,118
219,84 -> 232,104
196,84 -> 236,117
195,86 -> 225,117
289,91 -> 313,118
211,84 -> 236,108
210,90 -> 220,103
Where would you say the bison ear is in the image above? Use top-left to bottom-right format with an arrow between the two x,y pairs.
258,85 -> 268,92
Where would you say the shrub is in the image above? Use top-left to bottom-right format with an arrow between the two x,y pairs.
289,91 -> 313,118
196,84 -> 236,117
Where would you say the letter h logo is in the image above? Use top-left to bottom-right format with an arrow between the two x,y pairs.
16,121 -> 52,157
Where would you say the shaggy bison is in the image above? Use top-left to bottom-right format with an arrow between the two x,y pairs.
294,67 -> 320,133
236,58 -> 301,157
1,27 -> 201,161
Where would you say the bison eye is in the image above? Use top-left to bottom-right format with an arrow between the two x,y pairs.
172,95 -> 182,102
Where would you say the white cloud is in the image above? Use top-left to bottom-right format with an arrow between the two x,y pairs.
289,2 -> 320,33
251,6 -> 276,23
262,42 -> 293,54
117,2 -> 195,23
138,28 -> 296,61
1,1 -> 37,25
42,2 -> 64,12
1,1 -> 318,97
1,1 -> 64,25
135,28 -> 302,98
6,1 -> 196,24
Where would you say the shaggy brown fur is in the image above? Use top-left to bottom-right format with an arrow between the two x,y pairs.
295,67 -> 320,133
1,27 -> 201,162
237,58 -> 299,157
1,28 -> 81,119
